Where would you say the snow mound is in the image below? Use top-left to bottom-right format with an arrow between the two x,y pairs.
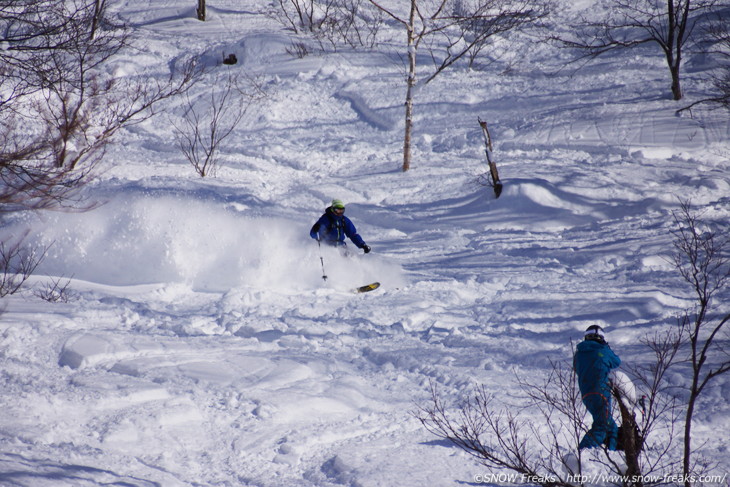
484,178 -> 604,230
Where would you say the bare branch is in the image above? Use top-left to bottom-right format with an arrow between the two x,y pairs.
0,232 -> 51,297
171,70 -> 262,177
669,200 -> 730,487
1,1 -> 201,212
552,0 -> 726,100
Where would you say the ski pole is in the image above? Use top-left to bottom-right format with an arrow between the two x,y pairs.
317,238 -> 328,281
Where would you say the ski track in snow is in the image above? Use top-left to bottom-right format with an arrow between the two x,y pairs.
1,0 -> 729,485
334,90 -> 396,132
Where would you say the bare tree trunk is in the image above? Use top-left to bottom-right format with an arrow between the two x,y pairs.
613,387 -> 642,487
670,65 -> 682,100
666,0 -> 685,100
197,0 -> 206,21
402,0 -> 417,172
90,0 -> 105,40
683,390 -> 696,487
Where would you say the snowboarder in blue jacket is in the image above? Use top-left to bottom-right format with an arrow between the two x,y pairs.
310,199 -> 371,253
574,325 -> 621,450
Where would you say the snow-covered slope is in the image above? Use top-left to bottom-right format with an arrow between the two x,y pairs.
1,1 -> 728,486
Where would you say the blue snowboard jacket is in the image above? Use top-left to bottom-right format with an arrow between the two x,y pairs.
310,207 -> 366,249
573,338 -> 621,398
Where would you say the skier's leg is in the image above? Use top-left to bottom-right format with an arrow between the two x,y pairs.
579,394 -> 609,449
604,411 -> 619,451
579,422 -> 607,449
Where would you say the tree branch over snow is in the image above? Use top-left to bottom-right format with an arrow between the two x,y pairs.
552,0 -> 726,100
366,0 -> 549,172
0,0 -> 202,212
171,70 -> 263,177
670,201 -> 730,487
678,13 -> 730,113
416,374 -> 580,487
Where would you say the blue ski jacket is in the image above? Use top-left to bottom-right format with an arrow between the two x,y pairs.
310,207 -> 366,249
573,338 -> 621,398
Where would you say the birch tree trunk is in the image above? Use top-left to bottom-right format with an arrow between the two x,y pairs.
402,0 -> 417,172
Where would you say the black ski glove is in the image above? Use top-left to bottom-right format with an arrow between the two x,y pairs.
363,245 -> 371,254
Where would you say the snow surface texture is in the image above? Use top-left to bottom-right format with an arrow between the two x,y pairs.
1,0 -> 729,486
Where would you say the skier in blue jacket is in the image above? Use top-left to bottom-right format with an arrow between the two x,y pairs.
574,325 -> 621,450
310,199 -> 371,253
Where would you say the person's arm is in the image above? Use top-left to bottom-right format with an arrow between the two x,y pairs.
605,346 -> 621,369
344,218 -> 366,248
310,215 -> 326,239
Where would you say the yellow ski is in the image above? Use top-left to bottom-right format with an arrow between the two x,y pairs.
354,282 -> 380,293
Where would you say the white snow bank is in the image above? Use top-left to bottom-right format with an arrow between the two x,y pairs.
32,194 -> 306,290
